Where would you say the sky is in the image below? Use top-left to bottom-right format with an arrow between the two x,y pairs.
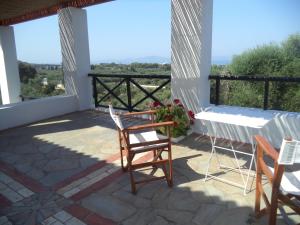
13,0 -> 300,64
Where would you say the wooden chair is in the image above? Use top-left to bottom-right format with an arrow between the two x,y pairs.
109,105 -> 174,194
254,135 -> 300,225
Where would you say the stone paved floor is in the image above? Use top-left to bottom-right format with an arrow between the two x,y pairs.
0,110 -> 299,225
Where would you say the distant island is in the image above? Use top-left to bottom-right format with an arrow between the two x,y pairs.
92,56 -> 231,65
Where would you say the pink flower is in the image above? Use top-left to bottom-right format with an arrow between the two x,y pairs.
173,99 -> 180,104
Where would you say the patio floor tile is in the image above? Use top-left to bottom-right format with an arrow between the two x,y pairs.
0,110 -> 298,225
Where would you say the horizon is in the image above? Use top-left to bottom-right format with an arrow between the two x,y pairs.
13,0 -> 300,65
19,56 -> 231,66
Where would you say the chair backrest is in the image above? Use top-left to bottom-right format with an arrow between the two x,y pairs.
109,105 -> 124,130
278,139 -> 300,165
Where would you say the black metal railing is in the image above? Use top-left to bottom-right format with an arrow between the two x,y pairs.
20,95 -> 38,101
88,73 -> 171,112
209,75 -> 300,110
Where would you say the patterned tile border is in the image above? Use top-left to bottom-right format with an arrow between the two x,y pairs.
53,153 -> 121,191
71,169 -> 124,201
41,210 -> 86,225
57,161 -> 122,198
65,204 -> 115,225
71,152 -> 154,201
0,150 -> 154,225
0,172 -> 34,203
0,160 -> 45,193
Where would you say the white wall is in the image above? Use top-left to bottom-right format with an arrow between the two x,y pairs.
58,7 -> 93,111
0,26 -> 21,104
0,7 -> 94,131
171,0 -> 213,113
0,95 -> 77,130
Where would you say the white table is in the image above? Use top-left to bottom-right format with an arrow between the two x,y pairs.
196,106 -> 274,194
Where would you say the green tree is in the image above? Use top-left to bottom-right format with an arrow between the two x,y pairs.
230,44 -> 284,76
219,34 -> 300,111
18,62 -> 37,83
282,33 -> 300,60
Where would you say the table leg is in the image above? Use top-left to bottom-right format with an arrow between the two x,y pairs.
229,140 -> 246,188
211,136 -> 221,168
243,138 -> 257,195
243,153 -> 255,195
205,136 -> 218,181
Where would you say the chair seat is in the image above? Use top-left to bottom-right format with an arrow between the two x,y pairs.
129,131 -> 168,151
269,167 -> 300,196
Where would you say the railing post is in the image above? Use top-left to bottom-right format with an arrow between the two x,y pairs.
215,76 -> 220,105
92,77 -> 98,107
126,77 -> 132,112
263,79 -> 269,110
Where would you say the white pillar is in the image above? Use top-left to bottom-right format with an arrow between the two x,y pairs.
58,7 -> 92,111
0,26 -> 21,104
171,0 -> 213,113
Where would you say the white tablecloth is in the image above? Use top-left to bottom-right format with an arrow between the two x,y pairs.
195,105 -> 275,143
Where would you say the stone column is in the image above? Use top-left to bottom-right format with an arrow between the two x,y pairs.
58,7 -> 92,110
0,26 -> 21,105
171,0 -> 213,113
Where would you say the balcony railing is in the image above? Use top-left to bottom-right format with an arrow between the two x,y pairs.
20,95 -> 38,101
88,73 -> 171,112
88,74 -> 300,112
209,75 -> 300,111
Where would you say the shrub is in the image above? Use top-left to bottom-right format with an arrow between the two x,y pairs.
151,99 -> 194,138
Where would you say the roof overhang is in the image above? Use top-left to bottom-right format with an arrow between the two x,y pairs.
0,0 -> 113,26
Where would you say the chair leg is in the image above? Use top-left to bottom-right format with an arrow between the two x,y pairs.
158,153 -> 171,187
120,148 -> 126,171
255,144 -> 263,217
152,149 -> 158,170
119,131 -> 125,171
168,146 -> 173,187
128,153 -> 136,194
126,146 -> 173,193
129,169 -> 136,194
269,190 -> 279,225
121,149 -> 130,172
153,149 -> 157,158
255,172 -> 262,216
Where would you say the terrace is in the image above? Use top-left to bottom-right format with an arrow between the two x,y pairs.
0,0 -> 299,225
0,110 -> 296,225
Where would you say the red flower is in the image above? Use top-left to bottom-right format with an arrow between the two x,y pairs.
188,110 -> 195,119
173,99 -> 180,104
178,104 -> 184,108
152,101 -> 161,107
